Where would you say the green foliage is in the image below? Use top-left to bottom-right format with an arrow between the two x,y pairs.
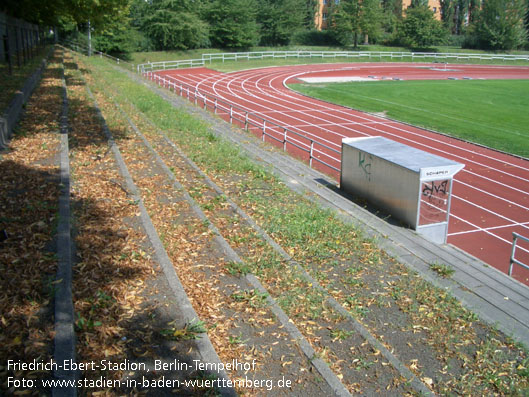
440,0 -> 481,34
398,5 -> 448,48
141,0 -> 210,50
329,0 -> 361,47
472,0 -> 528,50
204,0 -> 260,49
382,0 -> 403,19
527,0 -> 529,33
93,18 -> 153,55
410,0 -> 429,6
161,319 -> 207,340
302,0 -> 319,29
258,0 -> 307,46
3,0 -> 129,30
3,0 -> 66,25
359,0 -> 384,44
291,30 -> 340,46
430,262 -> 455,278
329,0 -> 385,47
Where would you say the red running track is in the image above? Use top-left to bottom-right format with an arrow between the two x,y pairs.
154,63 -> 529,285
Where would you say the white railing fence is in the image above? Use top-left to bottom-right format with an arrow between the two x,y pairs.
138,50 -> 529,73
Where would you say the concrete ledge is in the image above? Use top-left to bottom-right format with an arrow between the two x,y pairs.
0,57 -> 48,149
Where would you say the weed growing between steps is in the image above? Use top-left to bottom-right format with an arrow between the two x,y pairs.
79,54 -> 529,395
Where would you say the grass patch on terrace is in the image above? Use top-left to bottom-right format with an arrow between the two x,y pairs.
290,79 -> 529,158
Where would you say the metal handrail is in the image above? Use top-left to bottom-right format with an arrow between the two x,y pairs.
146,72 -> 341,173
61,40 -> 136,70
509,232 -> 529,276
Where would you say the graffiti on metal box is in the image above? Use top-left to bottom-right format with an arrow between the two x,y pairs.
422,180 -> 448,199
358,152 -> 372,181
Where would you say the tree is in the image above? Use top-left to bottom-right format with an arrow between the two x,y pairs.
398,4 -> 448,48
527,0 -> 529,32
359,0 -> 384,44
439,0 -> 455,32
258,0 -> 306,46
94,14 -> 153,55
141,0 -> 210,50
3,0 -> 64,25
328,0 -> 361,47
2,0 -> 128,28
474,0 -> 528,50
203,0 -> 259,49
69,0 -> 130,29
440,0 -> 480,34
302,0 -> 319,29
329,0 -> 386,47
410,0 -> 428,6
382,0 -> 403,19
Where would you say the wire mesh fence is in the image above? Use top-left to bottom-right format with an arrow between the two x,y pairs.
0,12 -> 45,74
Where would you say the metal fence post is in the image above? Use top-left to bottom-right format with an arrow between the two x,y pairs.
309,141 -> 314,167
3,23 -> 12,74
262,120 -> 266,141
14,26 -> 20,67
509,234 -> 519,276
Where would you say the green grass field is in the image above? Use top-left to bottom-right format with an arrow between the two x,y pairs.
289,79 -> 529,158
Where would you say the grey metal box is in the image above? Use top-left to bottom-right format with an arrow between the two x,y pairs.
340,136 -> 464,244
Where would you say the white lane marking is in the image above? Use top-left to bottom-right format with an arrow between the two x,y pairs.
449,221 -> 529,236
